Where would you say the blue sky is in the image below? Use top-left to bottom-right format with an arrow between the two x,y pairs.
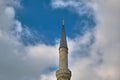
15,0 -> 96,45
0,0 -> 120,80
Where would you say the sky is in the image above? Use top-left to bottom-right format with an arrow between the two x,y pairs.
0,0 -> 120,80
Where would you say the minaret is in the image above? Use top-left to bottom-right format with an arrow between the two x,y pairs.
56,18 -> 72,80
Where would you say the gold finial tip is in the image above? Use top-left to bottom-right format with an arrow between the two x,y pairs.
62,17 -> 64,25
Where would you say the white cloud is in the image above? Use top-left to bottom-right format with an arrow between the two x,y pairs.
0,0 -> 120,80
5,6 -> 15,18
39,72 -> 56,80
50,0 -> 120,80
14,20 -> 23,32
26,44 -> 59,72
0,0 -> 58,80
51,0 -> 94,15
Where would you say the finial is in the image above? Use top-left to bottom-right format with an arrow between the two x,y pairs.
62,17 -> 64,26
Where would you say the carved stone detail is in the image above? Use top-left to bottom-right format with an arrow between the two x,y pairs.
56,69 -> 71,80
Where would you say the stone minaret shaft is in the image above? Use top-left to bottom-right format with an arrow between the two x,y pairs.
56,18 -> 72,80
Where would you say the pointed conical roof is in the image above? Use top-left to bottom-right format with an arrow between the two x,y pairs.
59,18 -> 68,48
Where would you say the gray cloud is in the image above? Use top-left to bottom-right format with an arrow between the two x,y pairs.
0,0 -> 58,80
50,0 -> 120,80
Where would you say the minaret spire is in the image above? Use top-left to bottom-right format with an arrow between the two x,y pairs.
60,17 -> 67,48
56,18 -> 71,80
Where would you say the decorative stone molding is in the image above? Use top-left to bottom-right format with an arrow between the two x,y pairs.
56,69 -> 71,80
